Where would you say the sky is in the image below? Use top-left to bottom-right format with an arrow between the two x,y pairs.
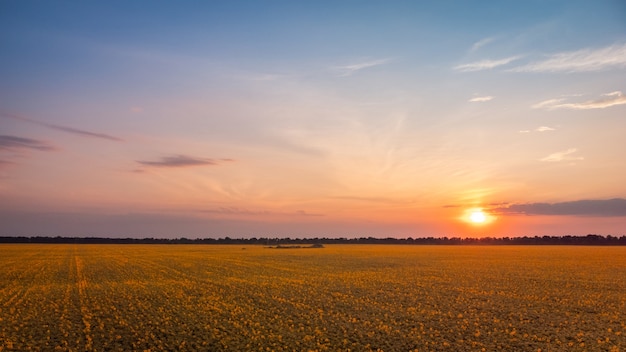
1,0 -> 626,238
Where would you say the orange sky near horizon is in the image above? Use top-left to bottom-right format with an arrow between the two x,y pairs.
1,1 -> 626,238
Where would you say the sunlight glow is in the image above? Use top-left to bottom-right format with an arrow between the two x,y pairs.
470,210 -> 487,223
460,208 -> 496,226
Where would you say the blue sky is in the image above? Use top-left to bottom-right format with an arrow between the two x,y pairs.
1,0 -> 625,237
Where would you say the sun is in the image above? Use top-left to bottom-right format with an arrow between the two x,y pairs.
469,210 -> 487,223
460,208 -> 495,226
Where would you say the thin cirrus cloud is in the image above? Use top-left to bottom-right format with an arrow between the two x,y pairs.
136,155 -> 233,168
330,195 -> 415,205
469,37 -> 495,52
334,58 -> 392,76
468,96 -> 494,102
0,159 -> 16,167
519,126 -> 556,133
0,135 -> 56,152
453,56 -> 521,72
1,112 -> 123,142
511,43 -> 626,73
532,91 -> 626,110
540,148 -> 583,162
200,207 -> 324,217
491,198 -> 626,217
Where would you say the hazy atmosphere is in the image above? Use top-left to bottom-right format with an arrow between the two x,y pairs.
1,0 -> 625,237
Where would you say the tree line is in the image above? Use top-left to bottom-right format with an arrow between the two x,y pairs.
0,234 -> 625,245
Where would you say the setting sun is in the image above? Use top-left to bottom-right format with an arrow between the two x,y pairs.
460,208 -> 496,227
470,210 -> 487,223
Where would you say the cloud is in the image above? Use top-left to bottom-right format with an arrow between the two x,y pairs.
520,126 -> 556,133
328,195 -> 416,206
540,148 -> 583,162
454,56 -> 520,72
0,135 -> 56,151
0,159 -> 17,168
42,123 -> 124,141
200,207 -> 324,217
491,198 -> 626,217
532,91 -> 626,110
468,96 -> 494,102
531,98 -> 564,110
136,155 -> 231,168
334,58 -> 392,76
511,43 -> 626,73
1,112 -> 123,142
470,37 -> 495,52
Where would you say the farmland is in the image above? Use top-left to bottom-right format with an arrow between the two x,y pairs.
0,245 -> 624,351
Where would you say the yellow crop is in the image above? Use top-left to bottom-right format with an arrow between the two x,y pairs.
0,244 -> 624,351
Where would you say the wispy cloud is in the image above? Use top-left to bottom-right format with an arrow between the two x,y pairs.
533,91 -> 626,110
136,155 -> 233,168
512,43 -> 626,73
468,96 -> 494,102
491,198 -> 626,217
42,123 -> 123,141
470,37 -> 495,52
454,56 -> 520,72
532,99 -> 565,109
1,112 -> 123,142
520,126 -> 556,133
334,58 -> 392,76
540,148 -> 583,162
0,135 -> 56,151
330,195 -> 415,205
200,207 -> 323,217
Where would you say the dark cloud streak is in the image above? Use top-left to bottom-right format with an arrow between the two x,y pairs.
41,123 -> 123,141
0,159 -> 17,166
492,198 -> 626,217
137,155 -> 226,168
0,135 -> 56,151
1,112 -> 123,142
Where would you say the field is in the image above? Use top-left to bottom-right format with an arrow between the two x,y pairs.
0,245 -> 624,351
